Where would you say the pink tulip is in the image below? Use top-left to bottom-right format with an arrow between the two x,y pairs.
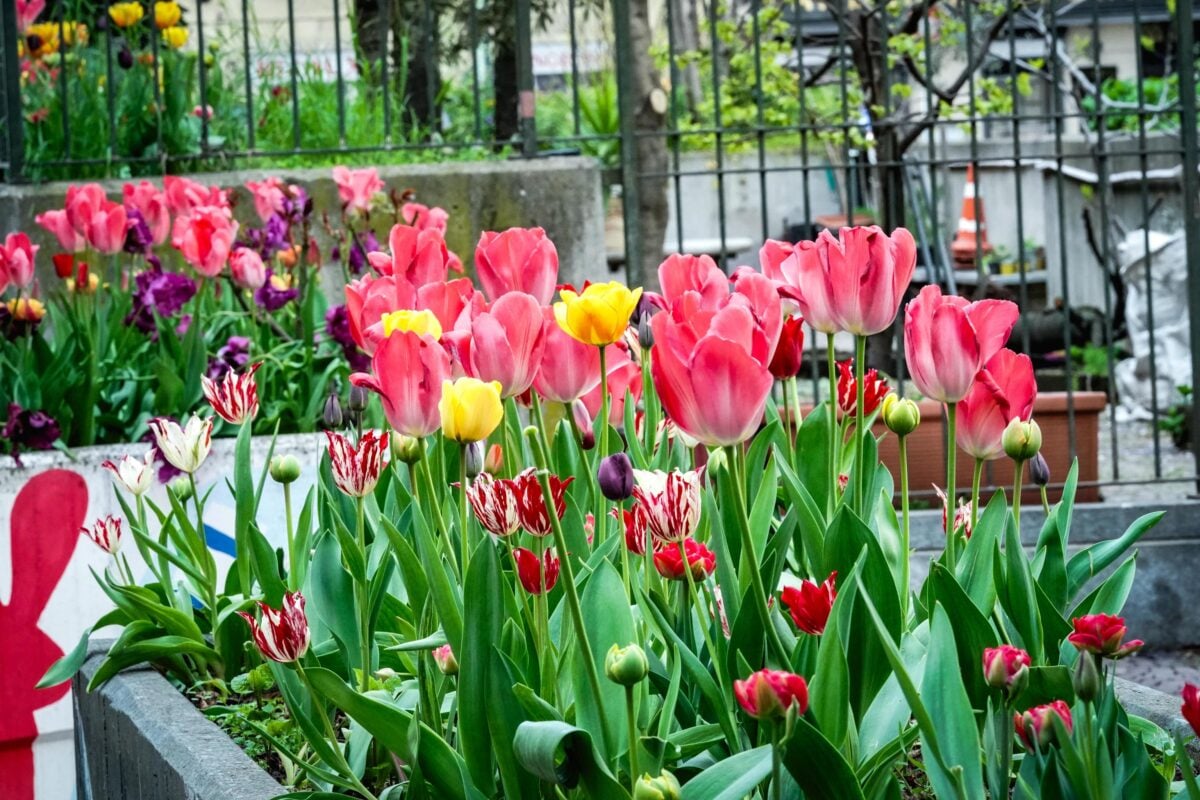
17,0 -> 45,31
245,177 -> 288,222
230,248 -> 267,290
0,233 -> 39,289
580,342 -> 642,426
650,305 -> 774,447
658,253 -> 729,307
350,329 -> 451,438
956,349 -> 1037,461
728,270 -> 784,366
904,285 -> 1020,404
533,305 -> 601,403
371,223 -> 452,286
35,209 -> 86,252
474,227 -> 559,304
86,201 -> 127,255
780,226 -> 916,335
122,181 -> 171,245
172,206 -> 238,278
453,291 -> 546,398
345,274 -> 415,351
332,166 -> 384,214
758,239 -> 794,282
163,176 -> 227,216
64,184 -> 107,239
417,278 -> 476,332
401,202 -> 450,234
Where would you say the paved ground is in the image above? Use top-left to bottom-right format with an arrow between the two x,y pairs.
1120,648 -> 1200,695
1096,415 -> 1196,504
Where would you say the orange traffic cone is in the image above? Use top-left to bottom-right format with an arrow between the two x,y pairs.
950,164 -> 992,268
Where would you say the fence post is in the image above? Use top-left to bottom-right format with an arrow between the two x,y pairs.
1176,0 -> 1200,494
611,0 -> 642,282
515,0 -> 537,157
1,0 -> 25,182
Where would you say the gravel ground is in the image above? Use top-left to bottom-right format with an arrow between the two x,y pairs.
1095,415 -> 1197,504
1119,648 -> 1200,695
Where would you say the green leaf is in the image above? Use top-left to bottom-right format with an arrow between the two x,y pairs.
512,721 -> 630,800
233,420 -> 255,598
809,585 -> 850,750
680,746 -> 773,800
309,533 -> 359,669
88,636 -> 220,690
37,627 -> 93,688
782,716 -> 866,799
929,563 -> 999,706
957,491 -> 1004,613
1065,512 -> 1162,600
1001,512 -> 1044,662
922,605 -> 984,800
575,559 -> 635,759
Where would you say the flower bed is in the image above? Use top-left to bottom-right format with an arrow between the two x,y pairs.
26,218 -> 1200,800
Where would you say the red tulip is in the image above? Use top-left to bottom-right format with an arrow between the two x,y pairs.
474,227 -> 559,304
36,208 -> 86,252
579,342 -> 642,426
836,359 -> 890,418
632,468 -> 703,546
781,571 -> 837,635
658,253 -> 729,307
611,504 -> 650,556
982,645 -> 1031,690
1182,684 -> 1200,738
903,285 -> 1020,404
238,591 -> 311,663
172,206 -> 238,278
1067,614 -> 1144,659
163,176 -> 227,216
453,291 -> 546,398
123,180 -> 171,245
956,348 -> 1037,461
513,547 -> 560,594
332,166 -> 384,214
0,232 -> 38,290
370,223 -> 453,287
325,430 -> 389,498
202,362 -> 261,425
351,329 -> 451,438
1014,700 -> 1072,750
769,315 -> 805,380
778,226 -> 916,335
533,306 -> 602,403
654,537 -> 716,581
81,515 -> 123,555
465,473 -> 521,538
513,468 -> 574,536
650,300 -> 774,447
734,668 -> 809,720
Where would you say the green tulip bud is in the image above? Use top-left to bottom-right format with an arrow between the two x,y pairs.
882,394 -> 921,437
1073,651 -> 1100,704
1002,418 -> 1043,462
633,770 -> 682,800
169,476 -> 193,502
604,643 -> 649,686
390,434 -> 424,464
269,454 -> 302,484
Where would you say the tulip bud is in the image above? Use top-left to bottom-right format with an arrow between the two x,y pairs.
598,453 -> 635,501
1029,452 -> 1051,487
169,475 -> 193,502
374,667 -> 398,680
247,663 -> 275,693
633,770 -> 682,800
464,440 -> 484,478
269,454 -> 302,484
572,398 -> 595,451
881,394 -> 921,437
605,643 -> 649,686
1003,418 -> 1042,462
117,45 -> 134,70
433,644 -> 458,676
323,392 -> 344,429
638,314 -> 655,349
390,434 -> 424,464
982,644 -> 1031,696
1073,651 -> 1100,703
484,444 -> 504,475
347,384 -> 369,413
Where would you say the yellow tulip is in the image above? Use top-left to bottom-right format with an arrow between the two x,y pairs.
381,309 -> 442,340
553,281 -> 642,347
162,25 -> 188,49
7,298 -> 46,322
439,378 -> 504,443
155,1 -> 182,29
109,3 -> 145,28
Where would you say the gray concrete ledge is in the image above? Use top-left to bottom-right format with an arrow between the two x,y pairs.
75,641 -> 282,800
1116,677 -> 1200,765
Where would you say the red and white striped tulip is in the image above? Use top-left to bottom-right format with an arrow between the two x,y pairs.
466,472 -> 522,538
513,468 -> 574,536
202,362 -> 262,425
238,591 -> 311,663
632,468 -> 703,545
81,515 -> 123,554
325,430 -> 389,498
149,415 -> 213,474
102,451 -> 155,495
513,547 -> 561,595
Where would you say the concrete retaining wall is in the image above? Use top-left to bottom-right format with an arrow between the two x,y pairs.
0,155 -> 608,292
74,642 -> 282,800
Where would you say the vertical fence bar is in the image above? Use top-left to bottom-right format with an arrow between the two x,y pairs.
196,0 -> 210,152
57,18 -> 70,164
796,3 -> 821,403
706,0 -> 729,266
612,0 -> 642,280
1007,0 -> 1031,355
1174,0 -> 1200,493
104,16 -> 117,173
381,0 -> 393,144
333,0 -> 347,146
1,0 -> 24,181
750,0 -> 769,242
424,0 -> 438,137
150,15 -> 164,171
287,0 -> 301,150
568,0 -> 581,136
469,0 -> 482,141
242,0 -> 256,151
515,0 -> 537,157
665,0 -> 684,253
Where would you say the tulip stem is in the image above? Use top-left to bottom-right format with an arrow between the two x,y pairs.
625,685 -> 640,791
525,429 -> 611,749
596,344 -> 610,544
355,496 -> 371,693
944,403 -> 959,572
825,333 -> 838,516
971,457 -> 983,531
294,663 -> 380,800
898,435 -> 911,620
283,482 -> 297,590
679,540 -> 723,691
1012,460 -> 1024,538
188,472 -> 217,614
417,453 -> 459,580
1040,485 -> 1050,517
854,335 -> 867,516
726,446 -> 789,666
459,447 -> 471,578
770,721 -> 783,800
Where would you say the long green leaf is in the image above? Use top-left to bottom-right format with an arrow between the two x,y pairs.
512,721 -> 630,800
783,716 -> 866,800
680,745 -> 773,800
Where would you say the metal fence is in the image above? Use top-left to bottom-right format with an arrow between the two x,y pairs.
2,0 -> 1199,498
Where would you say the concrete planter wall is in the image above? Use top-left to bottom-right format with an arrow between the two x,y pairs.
73,643 -> 283,800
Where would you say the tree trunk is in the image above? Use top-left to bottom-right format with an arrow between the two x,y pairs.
493,37 -> 519,144
396,0 -> 441,133
668,0 -> 703,118
353,0 -> 387,74
628,0 -> 669,288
